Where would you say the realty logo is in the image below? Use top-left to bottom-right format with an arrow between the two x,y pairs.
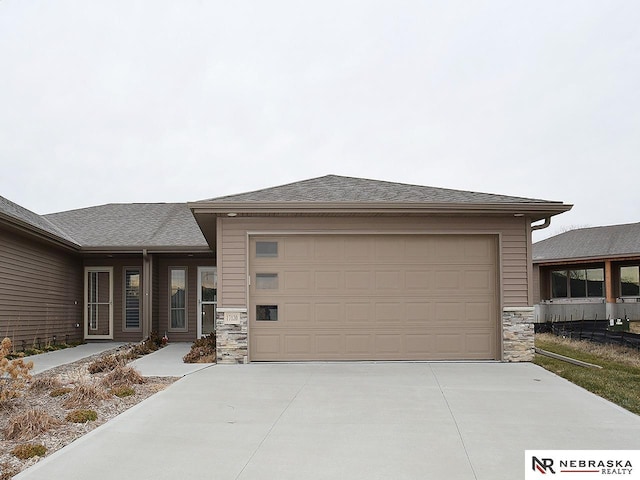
533,457 -> 556,474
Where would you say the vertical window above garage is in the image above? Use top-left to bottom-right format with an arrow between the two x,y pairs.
170,267 -> 187,331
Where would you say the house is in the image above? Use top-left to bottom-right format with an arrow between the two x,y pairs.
1,175 -> 571,362
533,223 -> 640,323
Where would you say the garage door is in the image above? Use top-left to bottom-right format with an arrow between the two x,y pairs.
249,234 -> 498,361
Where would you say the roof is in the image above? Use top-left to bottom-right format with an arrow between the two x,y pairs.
191,175 -> 571,221
200,174 -> 555,204
44,203 -> 209,250
533,222 -> 640,263
0,195 -> 79,246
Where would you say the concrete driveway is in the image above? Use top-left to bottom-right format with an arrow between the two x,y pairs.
16,362 -> 640,480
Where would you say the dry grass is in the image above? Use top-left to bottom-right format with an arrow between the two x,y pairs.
100,365 -> 145,388
87,355 -> 125,374
4,409 -> 61,441
536,333 -> 640,368
535,333 -> 640,415
29,376 -> 62,393
62,382 -> 112,409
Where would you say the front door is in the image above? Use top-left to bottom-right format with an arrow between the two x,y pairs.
197,267 -> 217,338
84,267 -> 114,340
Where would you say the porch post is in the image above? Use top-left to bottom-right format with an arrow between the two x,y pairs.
604,260 -> 616,320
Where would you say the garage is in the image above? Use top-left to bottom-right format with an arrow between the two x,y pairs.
249,234 -> 499,361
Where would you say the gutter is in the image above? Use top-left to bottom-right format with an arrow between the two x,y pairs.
531,217 -> 551,231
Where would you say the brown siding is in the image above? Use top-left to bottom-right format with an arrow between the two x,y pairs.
157,256 -> 215,342
0,228 -> 83,348
218,215 -> 530,309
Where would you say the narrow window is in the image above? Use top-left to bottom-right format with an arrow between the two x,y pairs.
586,268 -> 604,297
124,269 -> 141,329
170,268 -> 187,330
256,305 -> 278,321
569,269 -> 587,298
256,273 -> 279,290
551,271 -> 568,298
256,241 -> 278,258
620,266 -> 640,297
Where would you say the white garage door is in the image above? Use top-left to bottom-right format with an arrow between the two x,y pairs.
249,234 -> 498,361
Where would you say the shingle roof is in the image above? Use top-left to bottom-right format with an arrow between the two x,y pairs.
533,222 -> 640,262
0,195 -> 79,245
44,203 -> 208,248
200,174 -> 557,204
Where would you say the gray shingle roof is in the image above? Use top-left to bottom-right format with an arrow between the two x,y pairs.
0,195 -> 79,245
44,203 -> 208,248
200,174 -> 557,204
533,222 -> 640,262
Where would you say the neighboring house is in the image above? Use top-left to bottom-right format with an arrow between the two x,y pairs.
1,175 -> 571,362
533,223 -> 640,323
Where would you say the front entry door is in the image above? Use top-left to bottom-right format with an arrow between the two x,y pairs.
197,267 -> 217,338
84,267 -> 114,340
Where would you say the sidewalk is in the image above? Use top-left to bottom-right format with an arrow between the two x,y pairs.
129,342 -> 214,376
28,343 -> 126,374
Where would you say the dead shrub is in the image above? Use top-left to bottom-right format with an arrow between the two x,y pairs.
4,409 -> 60,441
49,387 -> 72,397
183,333 -> 216,363
0,461 -> 19,480
101,365 -> 145,388
29,375 -> 62,393
0,337 -> 34,403
62,382 -> 111,409
110,385 -> 135,397
11,443 -> 47,459
65,409 -> 97,423
88,354 -> 124,374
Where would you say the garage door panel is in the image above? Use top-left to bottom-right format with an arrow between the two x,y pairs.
250,234 -> 498,361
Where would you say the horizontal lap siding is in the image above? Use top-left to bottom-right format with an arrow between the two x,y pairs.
0,229 -> 83,348
218,216 -> 530,309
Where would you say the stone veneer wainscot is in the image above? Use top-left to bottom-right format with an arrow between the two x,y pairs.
502,307 -> 535,362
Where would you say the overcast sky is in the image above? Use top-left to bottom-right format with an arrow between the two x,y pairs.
1,1 -> 638,241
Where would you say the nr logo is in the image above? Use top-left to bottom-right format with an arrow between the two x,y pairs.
532,457 -> 556,474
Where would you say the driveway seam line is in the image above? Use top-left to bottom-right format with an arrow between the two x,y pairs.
429,364 -> 479,480
234,371 -> 313,480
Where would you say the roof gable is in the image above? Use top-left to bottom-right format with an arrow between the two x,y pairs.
0,195 -> 79,246
533,222 -> 640,262
200,174 -> 554,204
45,203 -> 208,249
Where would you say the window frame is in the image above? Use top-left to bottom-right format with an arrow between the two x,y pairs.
620,265 -> 640,298
123,267 -> 142,331
550,266 -> 605,300
169,267 -> 188,332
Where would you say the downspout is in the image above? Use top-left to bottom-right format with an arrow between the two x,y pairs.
531,217 -> 551,231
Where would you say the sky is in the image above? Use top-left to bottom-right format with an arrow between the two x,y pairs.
1,1 -> 638,242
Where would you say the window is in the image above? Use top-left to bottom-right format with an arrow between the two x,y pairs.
620,266 -> 640,297
551,267 -> 604,299
256,241 -> 278,257
170,268 -> 187,330
256,273 -> 278,289
124,269 -> 141,330
256,305 -> 278,321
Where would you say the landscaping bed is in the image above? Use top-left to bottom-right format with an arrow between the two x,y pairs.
0,343 -> 177,479
534,333 -> 640,416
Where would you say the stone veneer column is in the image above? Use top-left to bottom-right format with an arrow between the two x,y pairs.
215,308 -> 248,364
502,307 -> 535,362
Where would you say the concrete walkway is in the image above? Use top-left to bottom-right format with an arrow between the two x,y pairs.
14,362 -> 640,480
129,342 -> 214,376
28,343 -> 126,374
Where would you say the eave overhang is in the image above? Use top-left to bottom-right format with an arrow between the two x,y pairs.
533,253 -> 640,266
0,212 -> 81,252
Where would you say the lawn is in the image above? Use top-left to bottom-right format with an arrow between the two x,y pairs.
534,333 -> 640,415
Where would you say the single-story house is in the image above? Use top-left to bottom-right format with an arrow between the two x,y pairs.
1,175 -> 571,362
533,222 -> 640,323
